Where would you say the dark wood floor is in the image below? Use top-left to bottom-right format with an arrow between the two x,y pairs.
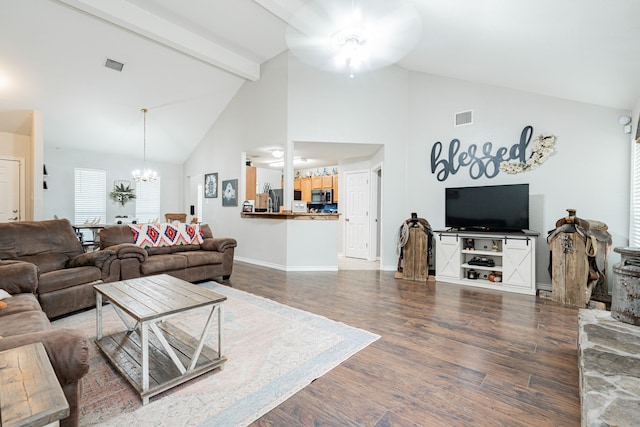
226,261 -> 580,427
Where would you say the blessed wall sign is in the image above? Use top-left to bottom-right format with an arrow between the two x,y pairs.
430,126 -> 555,181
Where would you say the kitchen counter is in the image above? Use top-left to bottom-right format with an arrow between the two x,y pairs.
236,211 -> 340,271
241,212 -> 339,220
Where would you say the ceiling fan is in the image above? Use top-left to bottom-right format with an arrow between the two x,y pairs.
285,0 -> 422,78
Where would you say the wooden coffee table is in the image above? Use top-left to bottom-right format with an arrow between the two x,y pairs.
94,274 -> 227,405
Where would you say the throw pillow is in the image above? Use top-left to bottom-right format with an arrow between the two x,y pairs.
0,289 -> 12,300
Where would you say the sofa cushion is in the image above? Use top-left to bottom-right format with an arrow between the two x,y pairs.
140,254 -> 188,275
15,253 -> 69,274
170,244 -> 200,253
146,246 -> 173,255
38,267 -> 102,294
0,293 -> 41,317
0,219 -> 82,259
99,225 -> 135,248
0,310 -> 52,336
180,251 -> 224,268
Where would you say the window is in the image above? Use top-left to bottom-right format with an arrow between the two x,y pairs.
135,179 -> 161,223
631,141 -> 640,246
74,168 -> 106,224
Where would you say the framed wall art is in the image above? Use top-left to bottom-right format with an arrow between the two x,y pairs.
204,173 -> 218,198
222,178 -> 238,207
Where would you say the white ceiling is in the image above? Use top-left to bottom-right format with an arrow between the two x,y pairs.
1,0 -> 639,167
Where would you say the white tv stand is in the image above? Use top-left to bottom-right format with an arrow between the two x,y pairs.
434,230 -> 538,295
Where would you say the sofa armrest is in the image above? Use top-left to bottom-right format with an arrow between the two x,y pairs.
0,260 -> 38,294
201,237 -> 237,252
103,243 -> 148,262
66,250 -> 115,269
0,328 -> 89,387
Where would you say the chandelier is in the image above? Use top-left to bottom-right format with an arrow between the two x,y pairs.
132,108 -> 158,183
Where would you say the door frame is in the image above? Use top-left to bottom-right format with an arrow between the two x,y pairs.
370,162 -> 383,263
0,156 -> 26,222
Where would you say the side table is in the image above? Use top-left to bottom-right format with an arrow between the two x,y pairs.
0,342 -> 69,427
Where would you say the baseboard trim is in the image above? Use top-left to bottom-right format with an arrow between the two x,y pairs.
235,257 -> 338,272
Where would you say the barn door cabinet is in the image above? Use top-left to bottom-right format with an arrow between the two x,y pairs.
435,230 -> 537,295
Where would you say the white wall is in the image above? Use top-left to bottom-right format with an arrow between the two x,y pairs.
183,52 -> 289,261
183,53 -> 631,290
287,57 -> 411,271
256,167 -> 282,191
43,146 -> 184,222
406,73 -> 630,288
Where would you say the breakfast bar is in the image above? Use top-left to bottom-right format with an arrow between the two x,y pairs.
238,212 -> 340,271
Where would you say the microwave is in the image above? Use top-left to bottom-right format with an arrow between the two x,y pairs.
311,189 -> 333,204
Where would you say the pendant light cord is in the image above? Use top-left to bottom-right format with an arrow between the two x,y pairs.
142,108 -> 148,167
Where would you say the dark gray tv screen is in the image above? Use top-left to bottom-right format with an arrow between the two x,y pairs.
445,184 -> 529,232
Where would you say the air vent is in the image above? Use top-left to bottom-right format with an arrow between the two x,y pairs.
104,58 -> 124,72
454,110 -> 473,127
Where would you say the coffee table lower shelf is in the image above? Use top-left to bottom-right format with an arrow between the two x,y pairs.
96,322 -> 227,403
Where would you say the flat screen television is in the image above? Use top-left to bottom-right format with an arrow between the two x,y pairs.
445,184 -> 529,232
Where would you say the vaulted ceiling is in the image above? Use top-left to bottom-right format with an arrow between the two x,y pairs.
1,0 -> 639,165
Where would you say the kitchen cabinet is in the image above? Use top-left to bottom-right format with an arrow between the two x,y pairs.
246,166 -> 256,201
293,174 -> 338,203
332,175 -> 338,202
322,175 -> 333,188
435,230 -> 537,295
311,176 -> 323,190
301,177 -> 312,203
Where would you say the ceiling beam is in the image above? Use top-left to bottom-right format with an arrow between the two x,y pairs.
253,0 -> 305,23
56,0 -> 260,81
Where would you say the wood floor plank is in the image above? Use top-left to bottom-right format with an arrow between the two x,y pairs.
224,262 -> 580,427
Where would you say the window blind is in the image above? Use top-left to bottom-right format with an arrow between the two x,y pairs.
135,178 -> 161,223
74,168 -> 106,225
631,141 -> 640,246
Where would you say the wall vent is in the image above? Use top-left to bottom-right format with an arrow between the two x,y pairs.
454,110 -> 473,127
104,58 -> 124,72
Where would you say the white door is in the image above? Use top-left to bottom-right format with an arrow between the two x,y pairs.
0,159 -> 21,222
345,171 -> 370,259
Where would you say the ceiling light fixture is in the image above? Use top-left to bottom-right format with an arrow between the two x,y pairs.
269,157 -> 308,168
271,149 -> 284,158
132,108 -> 158,183
331,5 -> 370,78
286,0 -> 422,78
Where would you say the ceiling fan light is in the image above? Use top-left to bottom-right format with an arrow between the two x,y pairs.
286,0 -> 422,77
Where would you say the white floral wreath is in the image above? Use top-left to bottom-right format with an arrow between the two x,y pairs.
499,134 -> 556,174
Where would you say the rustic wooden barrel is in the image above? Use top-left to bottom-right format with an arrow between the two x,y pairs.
611,247 -> 640,325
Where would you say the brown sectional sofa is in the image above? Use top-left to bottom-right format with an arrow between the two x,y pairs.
0,219 -> 236,426
0,261 -> 90,427
99,223 -> 237,282
0,219 -> 118,319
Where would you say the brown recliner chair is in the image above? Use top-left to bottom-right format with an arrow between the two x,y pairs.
0,219 -> 118,319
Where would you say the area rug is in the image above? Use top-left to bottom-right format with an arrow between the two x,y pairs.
52,282 -> 379,426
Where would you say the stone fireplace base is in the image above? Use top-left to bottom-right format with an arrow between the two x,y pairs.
578,309 -> 640,426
